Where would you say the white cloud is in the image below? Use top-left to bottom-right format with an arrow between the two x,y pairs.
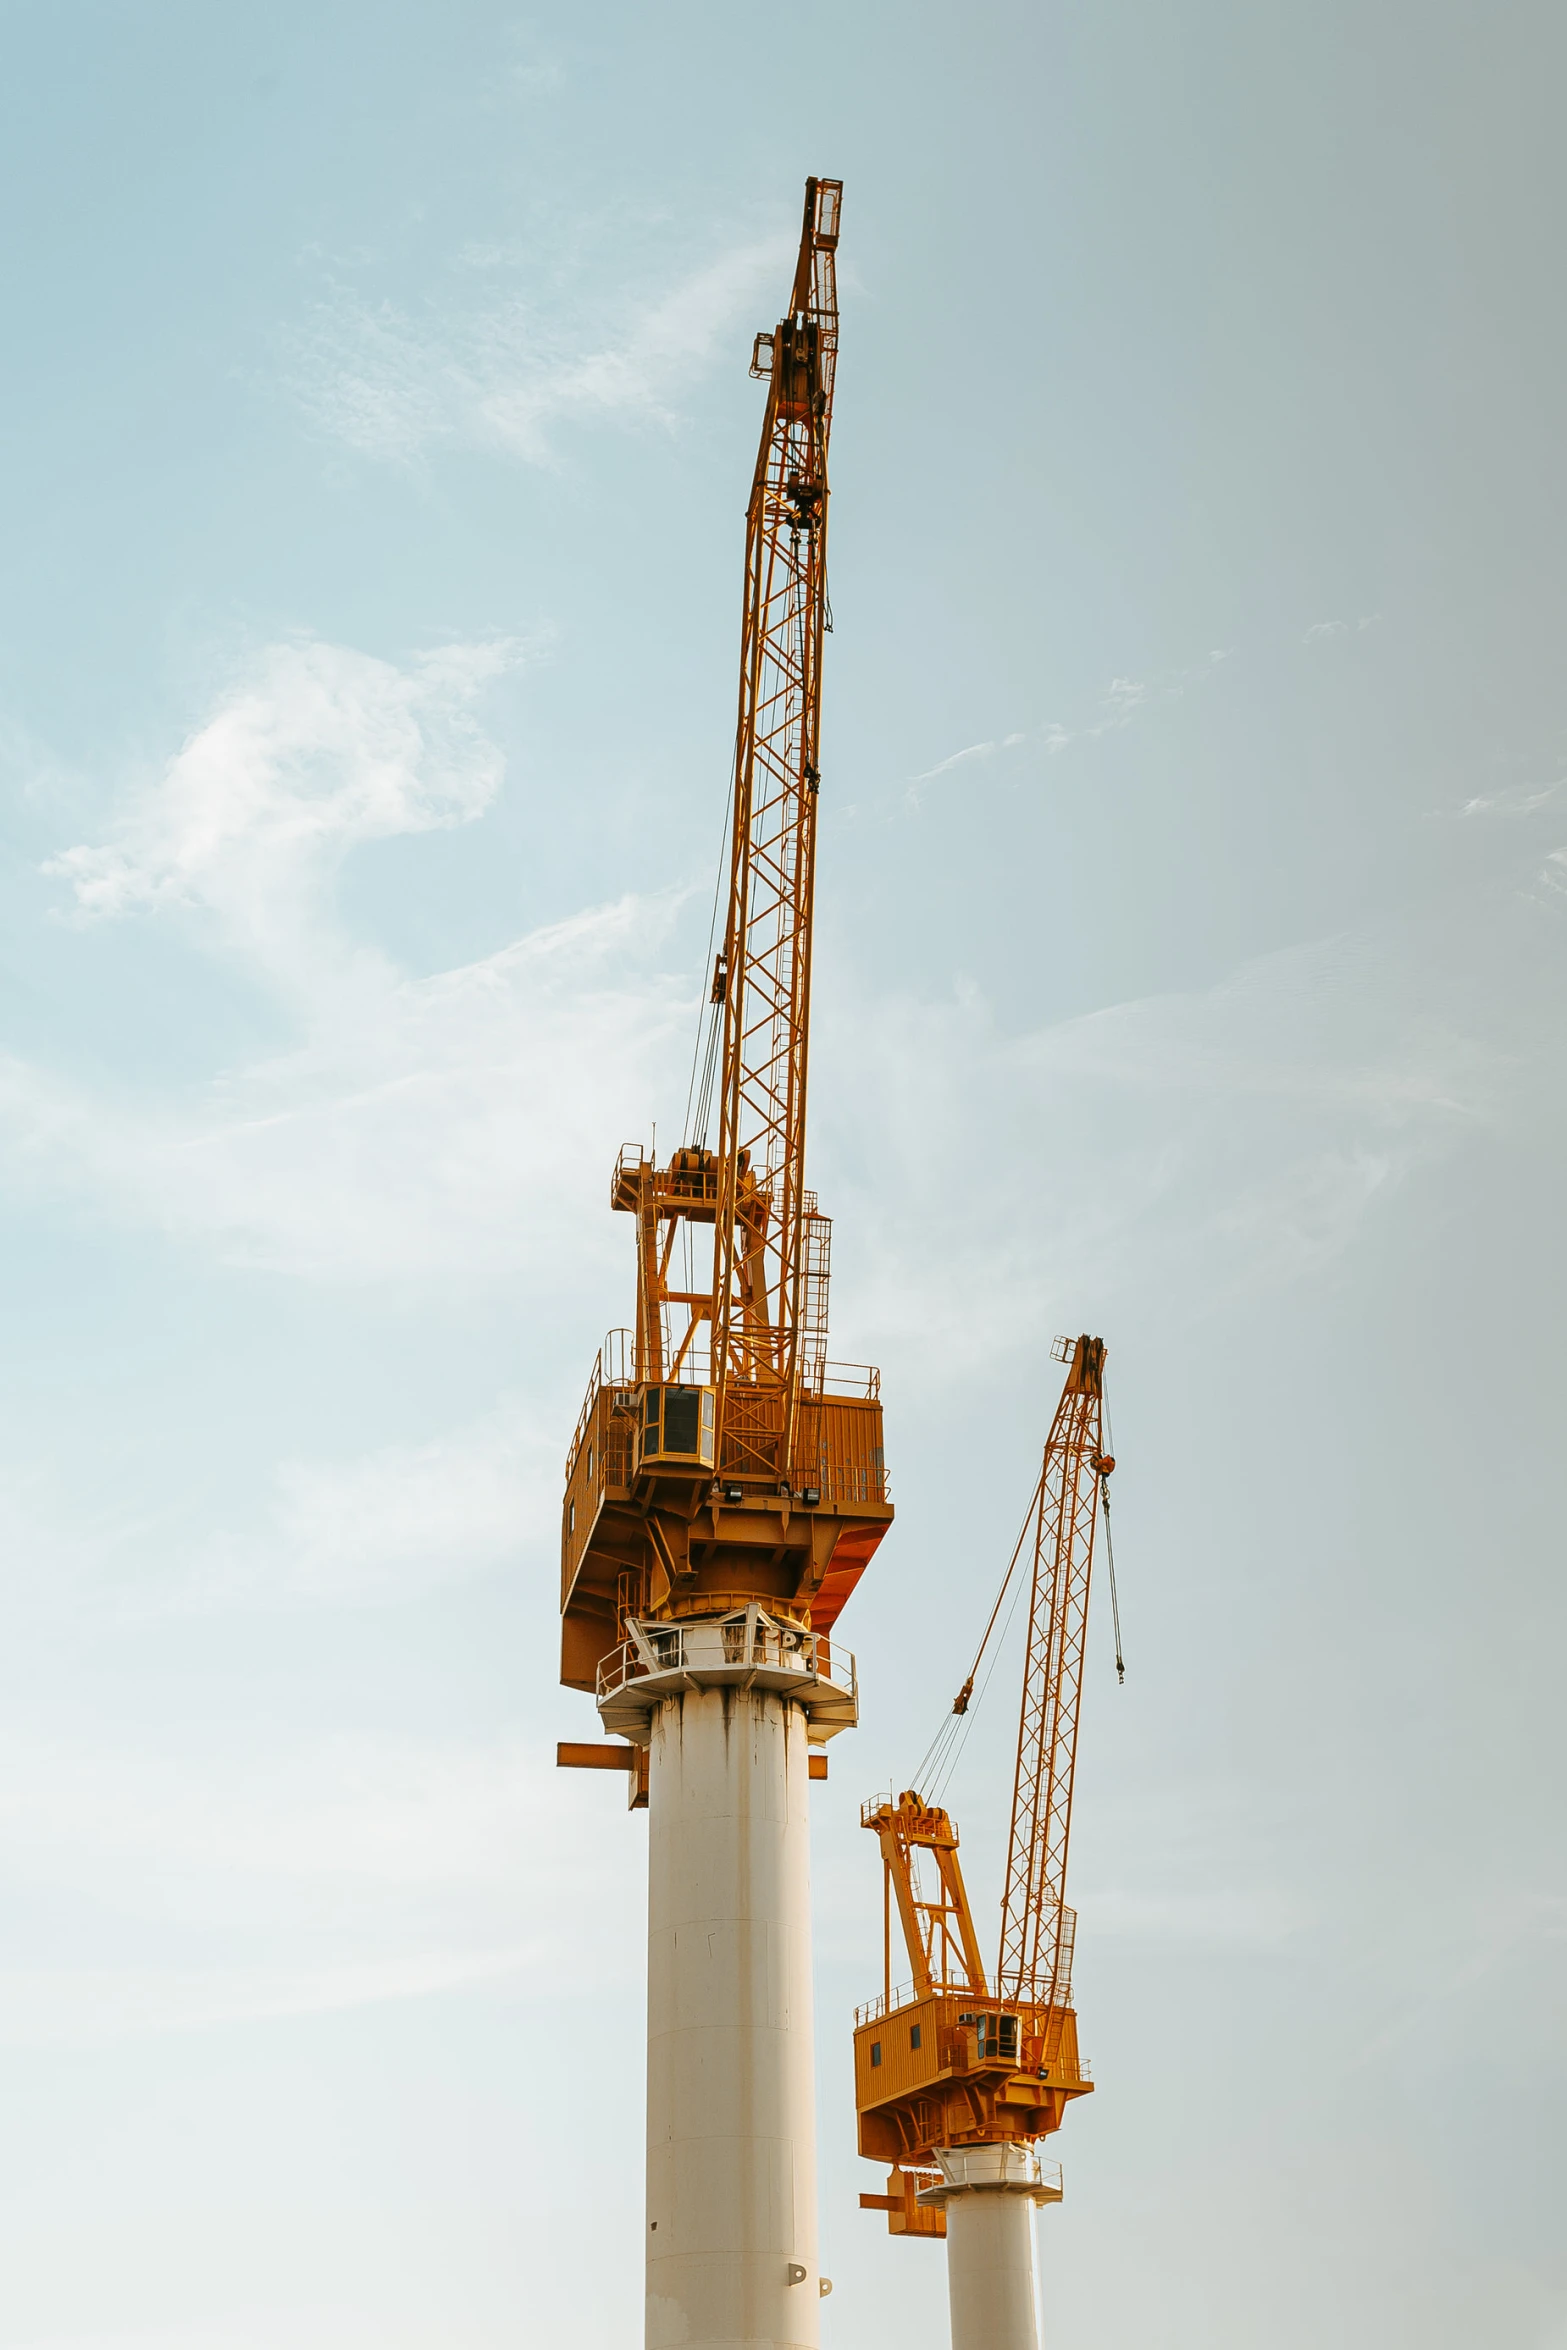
8,637 -> 690,1283
910,731 -> 1026,783
1304,614 -> 1382,642
45,637 -> 519,987
905,652 -> 1229,802
0,1721 -> 640,2044
819,923 -> 1505,1379
286,235 -> 792,467
0,1391 -> 563,1629
189,1396 -> 557,1609
1444,777 -> 1565,818
0,891 -> 686,1281
0,1726 -> 537,1890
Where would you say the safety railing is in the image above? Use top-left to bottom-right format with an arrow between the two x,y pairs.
851,1988 -> 1093,2079
807,1361 -> 880,1399
596,1608 -> 859,1709
855,1981 -> 922,2027
565,1331 -> 634,1490
567,1345 -> 885,1500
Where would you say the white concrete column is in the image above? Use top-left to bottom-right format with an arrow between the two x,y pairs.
920,2143 -> 1056,2350
645,1682 -> 821,2350
944,2188 -> 1038,2350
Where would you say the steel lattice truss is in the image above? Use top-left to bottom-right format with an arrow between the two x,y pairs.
997,1338 -> 1107,2004
713,178 -> 841,1459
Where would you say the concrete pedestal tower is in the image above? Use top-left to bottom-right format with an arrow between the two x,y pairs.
601,1606 -> 857,2349
919,2144 -> 1062,2350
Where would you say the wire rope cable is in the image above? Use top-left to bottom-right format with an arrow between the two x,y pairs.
681,748 -> 738,1150
909,1476 -> 1043,1804
1099,1393 -> 1126,1684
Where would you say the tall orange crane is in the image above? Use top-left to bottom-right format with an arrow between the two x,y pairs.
558,177 -> 891,1714
853,1333 -> 1113,2319
556,179 -> 890,2346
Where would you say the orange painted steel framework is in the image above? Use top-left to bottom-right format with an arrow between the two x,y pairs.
558,177 -> 890,1707
854,1335 -> 1110,2243
999,1333 -> 1107,2008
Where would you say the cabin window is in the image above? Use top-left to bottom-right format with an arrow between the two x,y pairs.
977,2014 -> 1020,2063
909,2024 -> 922,2051
870,2041 -> 882,2068
663,1386 -> 701,1454
568,1501 -> 575,1533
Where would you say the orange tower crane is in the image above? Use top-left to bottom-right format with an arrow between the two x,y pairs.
557,178 -> 891,2350
558,176 -> 890,1709
853,1335 -> 1114,2349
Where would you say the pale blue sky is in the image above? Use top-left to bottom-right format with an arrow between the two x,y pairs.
0,4 -> 1564,2346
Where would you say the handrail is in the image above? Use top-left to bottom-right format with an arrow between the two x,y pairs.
851,1984 -> 1095,2079
567,1339 -> 884,1495
596,1613 -> 858,1707
566,1331 -> 635,1486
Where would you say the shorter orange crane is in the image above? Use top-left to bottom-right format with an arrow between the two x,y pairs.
853,1335 -> 1117,2346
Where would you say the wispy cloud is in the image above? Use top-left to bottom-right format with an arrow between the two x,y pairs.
905,653 -> 1229,804
0,1392 -> 559,1629
45,636 -> 522,987
285,235 -> 791,467
1430,774 -> 1567,905
0,1720 -> 638,2044
819,921 -> 1512,1379
0,893 -> 686,1282
910,731 -> 1026,783
11,638 -> 689,1283
1443,777 -> 1565,818
1304,614 -> 1382,642
186,1397 -> 557,1610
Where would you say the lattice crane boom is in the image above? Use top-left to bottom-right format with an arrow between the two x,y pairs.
713,176 -> 841,1463
997,1333 -> 1108,2005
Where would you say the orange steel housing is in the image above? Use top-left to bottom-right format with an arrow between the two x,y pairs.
851,1793 -> 1092,2188
560,1329 -> 889,1690
854,1337 -> 1108,2232
559,179 -> 892,1697
852,1990 -> 1092,2169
